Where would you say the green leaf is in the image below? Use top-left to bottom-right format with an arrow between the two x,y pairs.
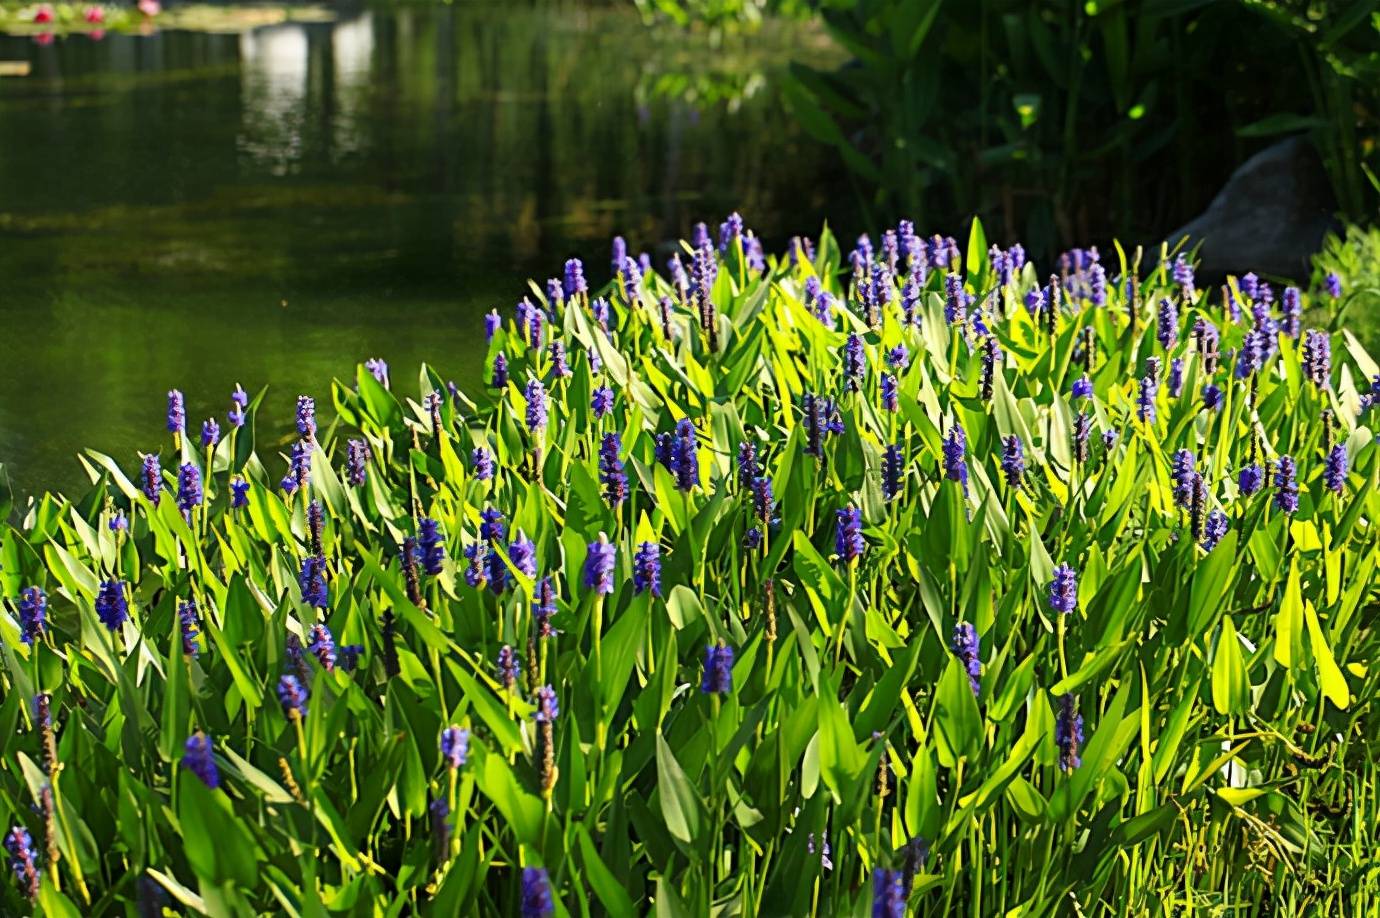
451,663 -> 524,755
1188,530 -> 1237,636
1234,113 -> 1329,137
177,776 -> 260,887
656,731 -> 702,845
1274,559 -> 1305,669
477,748 -> 545,850
932,657 -> 982,768
1304,600 -> 1349,709
1211,616 -> 1249,715
577,824 -> 636,917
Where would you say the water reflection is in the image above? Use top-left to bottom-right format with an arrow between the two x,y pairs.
239,24 -> 309,172
0,4 -> 845,497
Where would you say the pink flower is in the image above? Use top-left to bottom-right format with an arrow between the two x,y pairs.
35,31 -> 54,45
33,4 -> 54,23
138,0 -> 160,15
89,28 -> 104,41
84,5 -> 105,23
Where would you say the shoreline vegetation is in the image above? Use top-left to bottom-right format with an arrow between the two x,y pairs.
0,3 -> 335,37
2,215 -> 1379,913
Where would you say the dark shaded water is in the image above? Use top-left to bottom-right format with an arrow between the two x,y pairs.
0,3 -> 845,497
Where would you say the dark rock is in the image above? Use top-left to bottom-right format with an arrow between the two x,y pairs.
1167,137 -> 1340,280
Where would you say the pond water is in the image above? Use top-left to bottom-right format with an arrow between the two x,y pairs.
0,2 -> 846,498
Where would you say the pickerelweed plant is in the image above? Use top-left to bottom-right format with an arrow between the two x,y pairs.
2,216 -> 1379,914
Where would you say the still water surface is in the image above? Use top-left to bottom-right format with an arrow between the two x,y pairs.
0,3 -> 844,497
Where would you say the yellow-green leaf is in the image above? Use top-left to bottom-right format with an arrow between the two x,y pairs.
1304,601 -> 1349,709
1211,616 -> 1249,715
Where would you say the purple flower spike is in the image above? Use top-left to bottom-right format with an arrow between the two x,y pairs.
1156,297 -> 1178,349
178,599 -> 200,657
1171,450 -> 1197,510
1302,330 -> 1331,389
564,258 -> 587,300
944,272 -> 965,324
534,577 -> 556,637
943,423 -> 969,495
440,726 -> 470,770
882,443 -> 904,501
1001,435 -> 1025,489
633,541 -> 662,597
419,517 -> 446,576
296,396 -> 316,441
299,556 -> 328,609
1056,693 -> 1083,771
277,674 -> 308,720
4,825 -> 40,900
508,531 -> 537,580
463,543 -> 485,589
737,441 -> 760,487
881,373 -> 898,412
201,418 -> 220,449
1239,462 -> 1264,496
485,539 -> 508,595
182,732 -> 220,789
1202,509 -> 1229,551
480,507 -> 506,543
177,462 -> 203,518
673,418 -> 700,491
1274,456 -> 1299,514
230,477 -> 249,509
1281,287 -> 1301,338
366,357 -> 391,387
284,440 -> 312,495
96,579 -> 129,631
141,453 -> 162,505
1172,253 -> 1195,299
751,476 -> 774,524
524,378 -> 547,434
337,644 -> 364,671
844,333 -> 865,392
1325,444 -> 1348,494
167,389 -> 185,435
592,297 -> 611,332
592,384 -> 614,418
584,535 -> 617,595
835,505 -> 865,564
521,866 -> 555,918
18,587 -> 46,646
951,622 -> 980,695
307,623 -> 336,671
549,341 -> 571,378
701,642 -> 734,695
228,384 -> 249,428
497,645 -> 520,690
1137,374 -> 1158,424
534,685 -> 559,723
1049,564 -> 1078,614
347,438 -> 369,487
872,869 -> 906,918
471,447 -> 495,481
599,433 -> 627,506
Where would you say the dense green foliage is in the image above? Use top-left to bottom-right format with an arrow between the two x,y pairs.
2,219 -> 1379,915
1315,224 -> 1380,344
644,0 -> 1380,248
